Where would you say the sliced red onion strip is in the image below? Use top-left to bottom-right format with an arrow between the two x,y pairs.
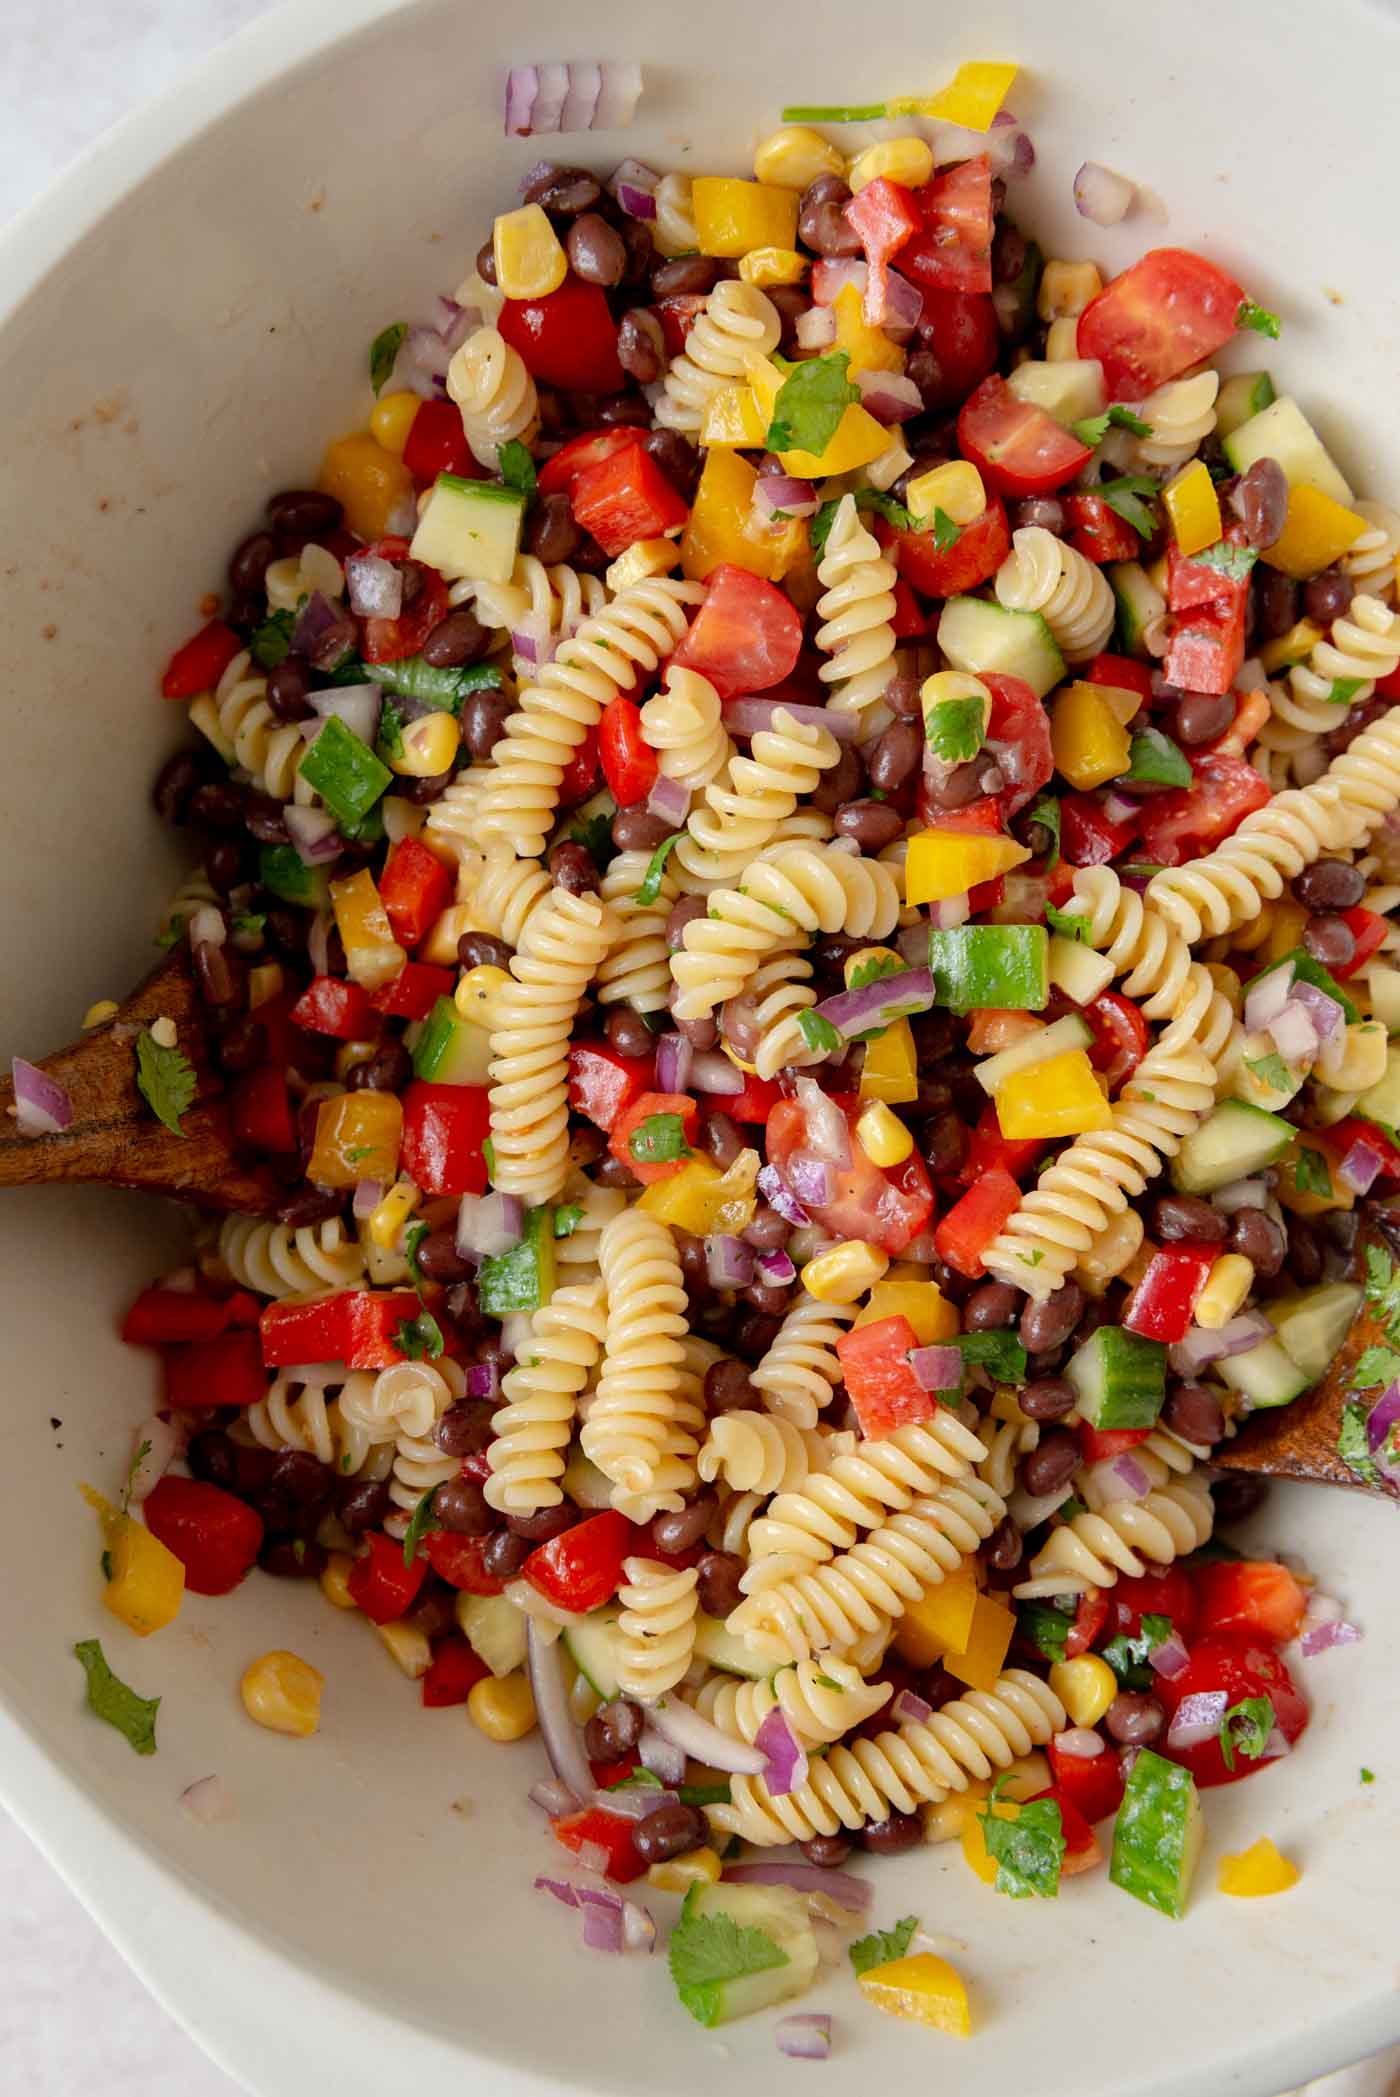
755,1248 -> 797,1287
757,1163 -> 810,1227
1149,1629 -> 1190,1680
179,1774 -> 235,1824
11,1058 -> 73,1137
352,1178 -> 385,1220
346,552 -> 403,620
723,1861 -> 873,1911
1243,961 -> 1295,1034
1168,1310 -> 1275,1374
892,1688 -> 933,1727
706,1233 -> 755,1289
654,1032 -> 693,1095
813,966 -> 937,1042
1340,1136 -> 1387,1196
646,771 -> 691,827
795,1076 -> 853,1167
308,683 -> 382,748
723,697 -> 859,743
457,1190 -> 524,1261
650,1697 -> 768,1775
1166,1689 -> 1227,1750
688,1050 -> 744,1097
1267,998 -> 1318,1063
534,1872 -> 582,1905
909,1344 -> 962,1393
526,1620 -> 595,1804
795,305 -> 837,350
1300,1618 -> 1364,1658
1052,1727 -> 1106,1759
599,1782 -> 676,1822
777,2016 -> 832,2061
754,1706 -> 808,1797
529,1780 -> 582,1818
1074,161 -> 1136,226
284,804 -> 343,866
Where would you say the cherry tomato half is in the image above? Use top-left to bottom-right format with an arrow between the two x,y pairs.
957,376 -> 1094,499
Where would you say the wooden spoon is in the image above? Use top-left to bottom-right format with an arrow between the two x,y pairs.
0,952 -> 276,1213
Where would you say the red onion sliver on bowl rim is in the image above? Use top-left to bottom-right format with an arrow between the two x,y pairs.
529,1780 -> 581,1818
11,1058 -> 74,1136
622,1902 -> 656,1953
534,1872 -> 582,1905
723,1861 -> 873,1910
582,1901 -> 623,1953
576,1839 -> 610,1875
1166,1689 -> 1228,1750
777,2015 -> 832,2060
753,1706 -> 808,1796
179,1774 -> 236,1824
1073,160 -> 1137,226
127,1417 -> 180,1505
526,1621 -> 595,1804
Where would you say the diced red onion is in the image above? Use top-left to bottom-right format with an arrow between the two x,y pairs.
346,552 -> 403,620
876,268 -> 923,337
754,1706 -> 808,1796
1259,1726 -> 1293,1761
292,591 -> 357,673
654,1032 -> 692,1095
534,1871 -> 583,1904
796,305 -> 838,350
1244,961 -> 1295,1033
1149,1629 -> 1191,1680
609,158 -> 659,212
283,805 -> 343,866
795,1077 -> 852,1168
582,1901 -> 624,1953
1166,1689 -> 1227,1750
1300,1618 -> 1364,1658
307,912 -> 333,976
179,1774 -> 235,1824
854,371 -> 924,425
511,616 -> 555,669
352,1178 -> 386,1220
600,1782 -> 676,1821
436,297 -> 481,354
1168,1310 -> 1275,1374
777,2016 -> 831,2061
756,1248 -> 797,1287
723,1862 -> 872,1911
622,1901 -> 656,1953
127,1416 -> 180,1505
457,1190 -> 524,1261
11,1058 -> 74,1137
928,894 -> 971,929
309,683 -> 382,748
1291,981 -> 1344,1043
909,1344 -> 962,1393
576,1839 -> 610,1875
401,322 -> 452,385
1073,161 -> 1137,227
646,771 -> 691,827
813,967 -> 937,1042
649,1697 -> 769,1774
723,697 -> 859,743
757,1164 -> 810,1227
1211,1178 -> 1269,1214
466,1360 -> 502,1402
754,475 -> 821,521
706,1233 -> 755,1289
991,110 -> 1036,176
1052,1727 -> 1106,1759
576,1882 -> 627,1911
530,1779 -> 582,1818
1101,788 -> 1140,826
559,62 -> 603,133
1366,1380 -> 1400,1454
1119,1745 -> 1143,1782
1095,1452 -> 1154,1503
188,904 -> 226,950
593,61 -> 643,130
1266,998 -> 1317,1063
811,257 -> 866,306
786,1152 -> 837,1208
527,1620 -> 595,1803
892,1688 -> 933,1727
637,1727 -> 686,1786
688,1050 -> 744,1097
1340,1135 -> 1387,1196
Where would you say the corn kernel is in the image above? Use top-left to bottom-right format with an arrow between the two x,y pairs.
856,1100 -> 914,1168
1037,259 -> 1104,322
368,1177 -> 420,1251
376,1619 -> 433,1680
1194,1252 -> 1255,1330
648,1846 -> 723,1892
606,538 -> 678,592
240,1650 -> 324,1737
248,962 -> 284,1011
849,137 -> 934,193
83,999 -> 118,1029
467,1670 -> 537,1742
739,245 -> 808,289
1318,1017 -> 1390,1092
370,389 -> 421,455
456,963 -> 511,1021
801,1240 -> 889,1304
906,461 -> 986,527
320,1552 -> 358,1610
1049,1653 -> 1117,1729
391,709 -> 461,779
753,125 -> 846,191
492,203 -> 568,300
1045,317 -> 1080,362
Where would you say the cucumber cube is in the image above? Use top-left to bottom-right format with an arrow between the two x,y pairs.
937,597 -> 1065,700
1110,1748 -> 1202,1919
410,474 -> 526,584
455,1591 -> 528,1678
561,1605 -> 624,1700
1215,1334 -> 1311,1409
670,1883 -> 818,2027
258,844 -> 330,908
413,996 -> 493,1085
1067,1324 -> 1166,1429
928,925 -> 1049,1012
1214,371 -> 1275,441
692,1612 -> 771,1681
1222,395 -> 1353,507
1170,1099 -> 1295,1196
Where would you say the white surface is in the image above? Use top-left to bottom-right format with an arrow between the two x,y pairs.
1,2 -> 1400,2096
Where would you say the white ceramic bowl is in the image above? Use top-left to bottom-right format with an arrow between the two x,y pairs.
3,1 -> 1400,2090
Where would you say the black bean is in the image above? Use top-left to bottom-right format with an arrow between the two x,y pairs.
186,1427 -> 238,1488
188,779 -> 245,832
634,1801 -> 710,1865
475,239 -> 498,286
411,1229 -> 469,1286
347,1043 -> 413,1093
963,1281 -> 1022,1331
419,607 -> 490,670
651,254 -> 720,298
653,1494 -> 718,1555
549,839 -> 602,897
216,1015 -> 266,1075
600,1009 -> 651,1066
457,931 -> 513,973
835,799 -> 904,851
267,1450 -> 328,1510
507,1502 -> 579,1544
617,308 -> 666,385
151,750 -> 207,826
433,1478 -> 493,1536
1228,457 -> 1289,549
744,1278 -> 793,1316
1021,1427 -> 1080,1495
809,744 -> 865,816
461,689 -> 514,762
241,791 -> 289,846
1018,1283 -> 1084,1354
1211,1474 -> 1269,1525
206,840 -> 247,895
1303,568 -> 1355,624
565,213 -> 626,286
594,1152 -> 641,1190
1286,1215 -> 1324,1286
766,284 -> 813,355
921,757 -> 987,811
694,1113 -> 738,1171
612,806 -> 673,854
695,1549 -> 747,1617
1151,1193 -> 1228,1243
703,1359 -> 756,1417
435,1398 -> 495,1458
1171,689 -> 1235,746
924,1112 -> 966,1177
260,1536 -> 327,1580
585,1696 -> 644,1761
229,529 -> 278,596
338,1478 -> 393,1535
800,1834 -> 853,1867
1252,567 -> 1299,642
745,1205 -> 789,1253
522,164 -> 601,215
597,390 -> 652,428
861,1810 -> 922,1857
1010,496 -> 1066,537
867,719 -> 923,794
1106,1691 -> 1164,1745
665,895 -> 707,953
642,428 -> 702,502
797,174 -> 862,256
733,1309 -> 783,1360
267,489 -> 342,538
271,1187 -> 340,1232
985,1516 -> 1023,1572
992,221 -> 1028,285
1293,858 -> 1366,912
1227,1206 -> 1286,1277
1162,1380 -> 1226,1445
408,1585 -> 457,1642
1303,913 -> 1356,970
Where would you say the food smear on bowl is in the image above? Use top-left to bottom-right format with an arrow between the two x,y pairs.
65,71 -> 1400,2038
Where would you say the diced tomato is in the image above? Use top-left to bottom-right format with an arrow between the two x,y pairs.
890,576 -> 931,639
1063,1587 -> 1109,1659
1193,1561 -> 1308,1645
1167,539 -> 1251,615
916,793 -> 1004,841
1077,1426 -> 1152,1466
163,1329 -> 265,1412
497,278 -> 625,394
912,289 -> 1000,410
959,1103 -> 1046,1186
1061,791 -> 1139,869
766,1096 -> 934,1256
161,618 -> 242,700
402,401 -> 484,484
957,376 -> 1094,499
122,1287 -> 241,1347
1137,754 -> 1271,867
720,1070 -> 783,1124
897,156 -> 994,296
538,428 -> 642,499
348,1532 -> 427,1624
571,443 -> 690,557
598,694 -> 659,807
1086,654 -> 1155,706
836,1315 -> 937,1439
1164,596 -> 1248,698
1154,1633 -> 1308,1788
524,1510 -> 633,1614
552,1806 -> 647,1884
291,975 -> 379,1040
1077,248 -> 1246,403
654,294 -> 708,356
1376,659 -> 1400,702
355,535 -> 452,665
400,1081 -> 490,1197
379,836 -> 454,949
568,1042 -> 655,1134
932,1169 -> 1022,1279
1083,990 -> 1150,1093
982,672 -> 1054,819
893,498 -> 1010,601
258,1289 -> 419,1371
1046,861 -> 1077,906
422,1530 -> 504,1595
421,1636 -> 490,1707
843,176 -> 923,324
1107,1565 -> 1199,1646
1027,1787 -> 1100,1871
1334,906 -> 1390,979
141,1476 -> 263,1597
968,874 -> 1006,915
1065,492 -> 1138,565
557,722 -> 601,809
670,563 -> 803,700
1122,1242 -> 1218,1344
1045,1743 -> 1124,1826
1327,1116 -> 1400,1181
589,1757 -> 639,1791
371,960 -> 454,1021
609,1091 -> 700,1185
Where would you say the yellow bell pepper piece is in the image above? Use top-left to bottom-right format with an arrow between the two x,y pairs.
962,1796 -> 1017,1884
308,1090 -> 403,1190
1162,460 -> 1223,560
699,381 -> 770,450
319,432 -> 413,542
1093,681 -> 1146,727
746,355 -> 891,479
943,1594 -> 1015,1692
648,1846 -> 724,1892
857,1015 -> 920,1104
692,177 -> 799,258
1051,683 -> 1133,790
904,828 -> 1031,905
914,60 -> 1018,131
856,1099 -> 913,1167
330,868 -> 407,991
492,204 -> 568,300
831,281 -> 905,376
1218,1837 -> 1300,1898
739,246 -> 808,289
855,1276 -> 959,1346
1259,618 -> 1324,674
680,446 -> 807,582
895,1560 -> 980,1665
907,460 -> 986,526
801,1240 -> 889,1304
859,1952 -> 972,2036
924,1777 -> 992,1844
82,1487 -> 185,1638
638,1150 -> 759,1235
1277,1134 -> 1352,1216
1194,1252 -> 1255,1328
1260,484 -> 1369,580
996,1048 -> 1112,1140
368,1178 -> 419,1251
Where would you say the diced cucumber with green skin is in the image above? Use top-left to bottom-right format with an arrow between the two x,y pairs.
258,844 -> 330,909
1222,395 -> 1354,507
298,715 -> 392,830
561,1446 -> 614,1511
1214,371 -> 1276,440
975,1012 -> 1095,1095
1109,561 -> 1166,658
693,1613 -> 771,1681
670,1883 -> 818,2027
928,925 -> 1049,1012
1266,1281 -> 1363,1383
561,1605 -> 624,1700
1007,358 -> 1107,427
1170,1100 -> 1295,1195
478,1206 -> 556,1316
410,474 -> 527,584
413,996 -> 493,1085
1110,1749 -> 1202,1920
1067,1325 -> 1167,1430
1215,1333 -> 1311,1409
1353,1043 -> 1400,1140
1047,936 -> 1116,1006
937,597 -> 1066,701
455,1592 -> 528,1678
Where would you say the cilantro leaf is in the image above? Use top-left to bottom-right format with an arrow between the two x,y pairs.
810,487 -> 912,557
404,1220 -> 430,1285
1364,1242 -> 1400,1336
1101,1613 -> 1175,1691
1361,1767 -> 1376,1784
1219,1694 -> 1274,1772
849,1915 -> 919,1978
553,1204 -> 584,1239
1099,476 -> 1160,539
248,608 -> 296,670
1045,900 -> 1091,944
1127,727 -> 1193,788
401,1485 -> 440,1567
1073,403 -> 1153,447
955,1331 -> 1027,1385
1026,793 -> 1061,869
497,439 -> 538,500
1244,1051 -> 1294,1095
931,508 -> 962,552
394,1311 -> 445,1361
369,321 -> 408,394
847,951 -> 903,992
231,912 -> 266,942
629,1112 -> 690,1165
979,1788 -> 1064,1898
366,654 -> 503,715
376,697 -> 406,762
636,832 -> 682,906
569,805 -> 619,874
924,693 -> 987,767
1293,1147 -> 1334,1200
155,918 -> 186,950
1018,1602 -> 1072,1663
668,1894 -> 789,2027
1237,298 -> 1281,340
798,1008 -> 843,1054
608,1768 -> 664,1791
121,1440 -> 151,1517
1328,676 -> 1366,707
1338,1398 -> 1383,1487
1190,540 -> 1258,583
765,351 -> 860,458
135,1030 -> 197,1136
74,1639 -> 159,1756
1349,1345 -> 1400,1390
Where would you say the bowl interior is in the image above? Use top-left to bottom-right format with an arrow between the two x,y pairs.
2,0 -> 1399,2091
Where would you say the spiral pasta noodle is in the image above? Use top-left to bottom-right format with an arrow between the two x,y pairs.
554,1170 -> 628,1276
693,1655 -> 890,1748
190,651 -> 311,802
474,576 -> 704,860
708,1669 -> 1065,1846
460,555 -> 609,676
639,667 -> 732,794
654,280 -> 781,435
1132,370 -> 1220,468
994,526 -> 1114,663
1286,593 -> 1400,714
423,764 -> 498,871
1013,1469 -> 1215,1599
614,1558 -> 700,1702
605,1333 -> 711,1526
243,1370 -> 381,1476
1065,866 -> 1196,1021
978,1416 -> 1038,1499
815,495 -> 898,733
157,866 -> 219,943
652,172 -> 698,258
697,1410 -> 832,1496
486,1277 -> 608,1514
462,846 -> 554,952
263,541 -> 344,616
218,1213 -> 367,1299
580,1208 -> 690,1504
337,1358 -> 467,1511
595,848 -> 679,1013
750,1293 -> 856,1430
708,1486 -> 764,1558
486,887 -> 618,1201
671,707 -> 844,892
736,950 -> 822,1081
1343,501 -> 1400,595
446,325 -> 539,469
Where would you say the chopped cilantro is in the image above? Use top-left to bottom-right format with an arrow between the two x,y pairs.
73,1638 -> 160,1756
1327,675 -> 1366,706
629,1112 -> 690,1165
810,487 -> 912,556
765,351 -> 860,458
931,507 -> 961,552
849,1915 -> 919,1977
135,1030 -> 197,1137
1236,298 -> 1281,340
401,1486 -> 440,1567
1045,901 -> 1091,944
1025,793 -> 1061,869
155,918 -> 186,950
1364,1242 -> 1400,1337
798,1009 -> 843,1054
608,1768 -> 664,1791
1293,1147 -> 1334,1200
121,1440 -> 151,1517
1102,1613 -> 1174,1691
1099,475 -> 1160,539
482,1136 -> 496,1178
369,655 -> 503,713
248,607 -> 296,669
497,439 -> 538,500
404,1220 -> 430,1283
1219,1694 -> 1274,1772
955,1331 -> 1027,1385
847,952 -> 903,992
369,321 -> 408,394
678,1780 -> 733,1807
1348,1344 -> 1400,1390
553,1204 -> 584,1239
636,832 -> 682,906
1338,1398 -> 1383,1487
394,1311 -> 445,1361
1018,1602 -> 1073,1663
376,697 -> 406,762
668,1890 -> 789,2027
979,1780 -> 1064,1898
1361,1767 -> 1376,1784
1127,727 -> 1193,788
1190,539 -> 1258,583
231,912 -> 266,942
1072,403 -> 1152,447
569,805 -> 618,873
100,1549 -> 113,1583
1244,1051 -> 1293,1095
924,692 -> 987,767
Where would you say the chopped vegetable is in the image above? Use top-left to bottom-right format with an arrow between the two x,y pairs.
74,1638 -> 160,1756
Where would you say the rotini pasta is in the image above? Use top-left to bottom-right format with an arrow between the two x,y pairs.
446,324 -> 539,469
242,1369 -> 382,1476
458,555 -> 609,678
1013,1469 -> 1215,1599
1132,370 -> 1220,468
1343,501 -> 1400,595
485,1278 -> 607,1513
595,848 -> 678,1013
994,526 -> 1114,663
692,1655 -> 889,1748
614,1557 -> 699,1702
696,1409 -> 831,1496
750,1293 -> 856,1430
338,1357 -> 468,1511
815,495 -> 899,733
218,1213 -> 367,1299
651,171 -> 697,258
263,540 -> 345,615
639,667 -> 732,794
1286,593 -> 1400,716
190,650 -> 311,802
654,280 -> 780,435
671,706 -> 844,893
735,950 -> 822,1081
580,1208 -> 691,1505
157,866 -> 218,943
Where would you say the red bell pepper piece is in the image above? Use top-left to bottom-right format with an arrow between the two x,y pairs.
590,1757 -> 640,1791
141,1476 -> 264,1596
345,1290 -> 426,1368
551,1805 -> 647,1884
1334,906 -> 1389,978
402,398 -> 484,483
842,175 -> 924,324
523,1510 -> 634,1613
1193,1560 -> 1308,1644
496,279 -> 626,394
1328,1115 -> 1400,1180
835,1315 -> 938,1439
1167,540 -> 1251,615
231,1066 -> 297,1154
290,975 -> 379,1040
1046,1740 -> 1125,1825
160,618 -> 242,700
1077,1425 -> 1152,1465
1122,1242 -> 1218,1344
400,1081 -> 491,1197
1061,791 -> 1139,868
421,1635 -> 490,1708
538,428 -> 643,499
959,1104 -> 1046,1186
598,694 -> 659,807
259,1290 -> 420,1370
1026,1787 -> 1101,1870
932,1169 -> 1022,1279
122,1287 -> 238,1347
1063,1587 -> 1110,1658
1086,653 -> 1155,706
608,1091 -> 700,1185
422,1530 -> 504,1594
558,722 -> 601,809
571,443 -> 690,558
654,294 -> 707,356
163,1329 -> 265,1412
379,836 -> 454,949
348,1531 -> 427,1624
567,1042 -> 655,1134
371,960 -> 455,1021
890,575 -> 931,639
1065,492 -> 1138,564
1107,1564 -> 1199,1644
720,1070 -> 782,1124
